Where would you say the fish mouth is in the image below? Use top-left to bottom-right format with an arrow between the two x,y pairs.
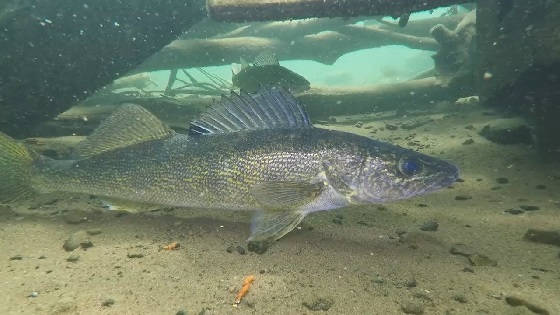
425,163 -> 460,192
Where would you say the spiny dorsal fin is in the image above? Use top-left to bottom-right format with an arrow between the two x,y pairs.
253,52 -> 279,67
75,104 -> 174,159
189,86 -> 312,135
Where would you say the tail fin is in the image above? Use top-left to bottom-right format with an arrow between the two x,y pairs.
0,132 -> 35,203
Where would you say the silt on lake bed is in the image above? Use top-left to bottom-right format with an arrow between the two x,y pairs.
0,86 -> 458,245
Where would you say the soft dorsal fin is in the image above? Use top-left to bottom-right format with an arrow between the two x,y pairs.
74,104 -> 174,159
253,52 -> 279,67
189,86 -> 312,135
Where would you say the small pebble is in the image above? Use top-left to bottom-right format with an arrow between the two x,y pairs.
302,297 -> 334,311
226,246 -> 234,253
504,209 -> 524,215
332,217 -> 343,225
419,220 -> 438,232
520,205 -> 539,211
9,255 -> 23,260
462,139 -> 474,145
453,294 -> 467,303
450,244 -> 476,257
66,254 -> 80,262
80,240 -> 94,249
468,254 -> 497,266
63,213 -> 88,224
385,123 -> 399,130
455,195 -> 472,201
235,246 -> 246,255
405,278 -> 417,288
29,291 -> 39,298
247,240 -> 269,254
455,178 -> 465,182
176,310 -> 187,315
401,301 -> 424,314
496,177 -> 509,184
127,252 -> 144,259
86,229 -> 102,235
63,230 -> 91,252
373,276 -> 385,284
101,298 -> 115,307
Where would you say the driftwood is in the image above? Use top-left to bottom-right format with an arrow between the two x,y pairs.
300,77 -> 463,119
134,11 -> 474,72
134,28 -> 438,72
207,0 -> 470,22
46,75 -> 470,138
371,12 -> 467,37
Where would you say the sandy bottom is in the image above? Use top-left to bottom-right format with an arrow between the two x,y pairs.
1,104 -> 559,314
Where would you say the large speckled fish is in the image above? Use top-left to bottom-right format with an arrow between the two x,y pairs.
0,87 -> 458,245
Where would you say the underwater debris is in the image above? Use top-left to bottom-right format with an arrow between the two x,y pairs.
63,230 -> 92,252
303,297 -> 334,311
162,242 -> 180,250
455,95 -> 479,106
234,275 -> 256,305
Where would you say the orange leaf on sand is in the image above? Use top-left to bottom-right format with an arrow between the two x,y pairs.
234,275 -> 256,305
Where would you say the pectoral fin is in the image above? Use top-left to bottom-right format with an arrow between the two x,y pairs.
249,209 -> 306,243
251,181 -> 324,209
248,181 -> 324,243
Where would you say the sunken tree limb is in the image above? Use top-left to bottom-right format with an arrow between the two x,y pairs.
207,0 -> 471,22
134,26 -> 438,72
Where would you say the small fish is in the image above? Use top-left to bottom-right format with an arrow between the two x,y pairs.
232,52 -> 310,93
398,12 -> 410,27
0,87 -> 458,245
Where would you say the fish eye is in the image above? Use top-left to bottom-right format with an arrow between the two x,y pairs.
398,157 -> 422,176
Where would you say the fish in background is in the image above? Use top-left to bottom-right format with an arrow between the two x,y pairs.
0,87 -> 458,248
232,52 -> 310,93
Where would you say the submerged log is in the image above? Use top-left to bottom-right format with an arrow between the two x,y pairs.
299,77 -> 464,119
43,76 -> 469,138
134,28 -> 437,72
372,12 -> 467,37
207,0 -> 470,22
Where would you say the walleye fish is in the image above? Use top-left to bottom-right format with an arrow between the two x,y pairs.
0,87 -> 458,244
232,52 -> 310,93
